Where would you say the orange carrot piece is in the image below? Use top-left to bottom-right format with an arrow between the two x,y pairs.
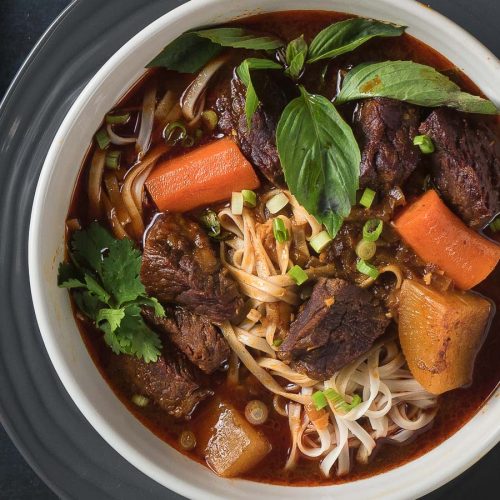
394,189 -> 500,290
146,137 -> 260,212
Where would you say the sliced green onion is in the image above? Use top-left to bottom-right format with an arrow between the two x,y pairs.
359,187 -> 376,208
312,390 -> 328,410
324,389 -> 362,412
95,128 -> 110,150
272,338 -> 283,347
195,128 -> 203,141
355,239 -> 377,261
245,400 -> 269,425
200,210 -> 221,238
273,218 -> 289,243
356,259 -> 379,279
179,430 -> 197,451
287,265 -> 309,286
363,219 -> 383,242
266,192 -> 289,214
231,192 -> 244,215
489,217 -> 500,233
349,394 -> 362,409
105,111 -> 131,125
182,135 -> 195,147
242,189 -> 257,208
323,388 -> 345,408
105,150 -> 121,169
310,230 -> 333,253
202,110 -> 218,131
164,121 -> 187,144
131,394 -> 149,407
413,134 -> 435,154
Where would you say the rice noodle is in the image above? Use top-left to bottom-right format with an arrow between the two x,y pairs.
181,54 -> 229,121
88,149 -> 106,219
122,144 -> 170,238
220,322 -> 310,405
101,191 -> 129,240
136,81 -> 156,158
216,191 -> 438,478
103,172 -> 131,227
258,358 -> 317,386
106,123 -> 136,145
284,403 -> 302,470
155,89 -> 177,125
275,215 -> 293,274
131,164 -> 155,211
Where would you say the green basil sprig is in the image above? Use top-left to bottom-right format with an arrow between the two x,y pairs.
307,18 -> 406,63
236,58 -> 282,128
336,60 -> 498,114
147,28 -> 284,73
276,87 -> 361,237
285,35 -> 308,80
195,27 -> 284,50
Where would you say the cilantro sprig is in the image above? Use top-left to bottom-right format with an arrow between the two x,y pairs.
58,223 -> 164,362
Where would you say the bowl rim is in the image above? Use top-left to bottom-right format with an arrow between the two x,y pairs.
28,1 -> 500,499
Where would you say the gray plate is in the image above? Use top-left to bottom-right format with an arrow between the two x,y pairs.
0,1 -> 497,499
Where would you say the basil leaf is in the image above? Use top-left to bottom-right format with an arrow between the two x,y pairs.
285,36 -> 308,80
336,60 -> 498,114
237,58 -> 282,129
277,87 -> 361,237
307,18 -> 406,63
195,27 -> 284,50
146,32 -> 223,73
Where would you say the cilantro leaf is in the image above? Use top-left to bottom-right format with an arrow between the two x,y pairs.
58,223 -> 165,362
97,307 -> 126,333
119,305 -> 162,363
57,261 -> 84,288
136,297 -> 165,317
100,237 -> 145,306
72,290 -> 104,320
84,275 -> 111,305
71,222 -> 115,275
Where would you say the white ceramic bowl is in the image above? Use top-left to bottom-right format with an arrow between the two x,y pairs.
29,1 -> 500,498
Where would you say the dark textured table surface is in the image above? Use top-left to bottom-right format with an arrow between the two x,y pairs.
0,1 -> 498,498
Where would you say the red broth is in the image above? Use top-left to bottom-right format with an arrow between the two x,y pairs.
67,10 -> 499,485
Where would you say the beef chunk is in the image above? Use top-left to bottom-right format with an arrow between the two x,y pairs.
419,109 -> 500,228
141,213 -> 244,323
109,349 -> 212,419
280,278 -> 389,380
209,67 -> 294,187
143,306 -> 230,374
355,98 -> 421,191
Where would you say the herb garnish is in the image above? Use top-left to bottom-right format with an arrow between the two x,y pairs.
284,35 -> 308,80
307,18 -> 406,63
336,60 -> 498,114
147,18 -> 498,239
147,27 -> 284,73
58,223 -> 164,362
236,58 -> 282,128
276,86 -> 360,237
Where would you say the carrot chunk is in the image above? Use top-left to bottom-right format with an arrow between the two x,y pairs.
394,189 -> 500,290
145,137 -> 260,212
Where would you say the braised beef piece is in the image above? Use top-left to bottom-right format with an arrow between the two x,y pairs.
419,109 -> 500,228
354,98 -> 421,192
141,213 -> 243,323
280,278 -> 389,380
208,67 -> 295,187
143,306 -> 230,374
109,348 -> 212,419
